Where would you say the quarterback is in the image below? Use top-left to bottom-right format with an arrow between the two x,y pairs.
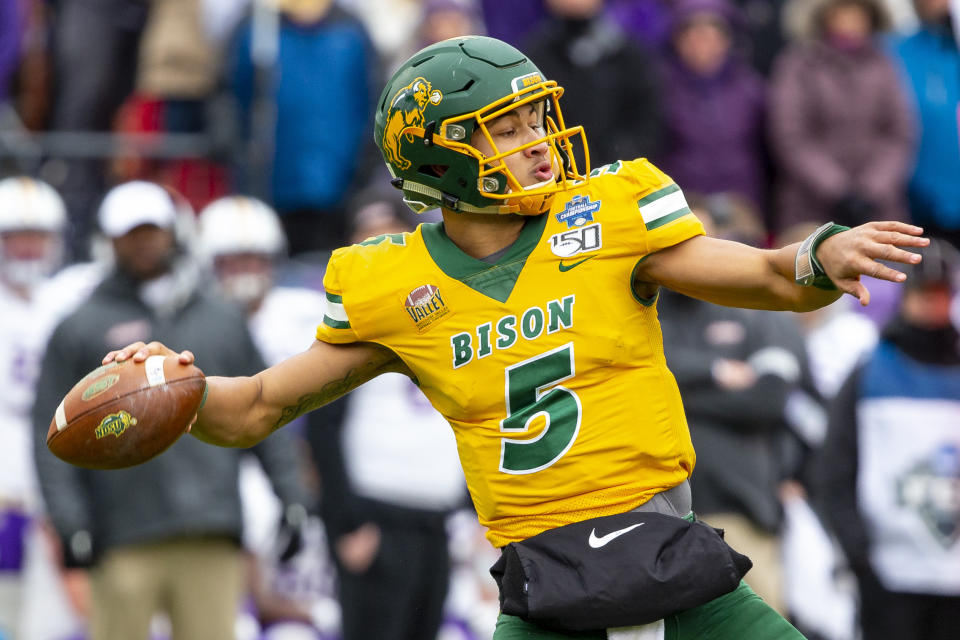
104,38 -> 927,639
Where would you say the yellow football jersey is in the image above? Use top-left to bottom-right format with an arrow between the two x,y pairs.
317,158 -> 704,547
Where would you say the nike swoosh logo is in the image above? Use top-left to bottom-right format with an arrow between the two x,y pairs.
558,256 -> 595,272
588,523 -> 645,548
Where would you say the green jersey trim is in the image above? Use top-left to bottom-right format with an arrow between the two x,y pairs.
322,291 -> 351,329
421,214 -> 548,303
646,206 -> 692,231
629,257 -> 660,307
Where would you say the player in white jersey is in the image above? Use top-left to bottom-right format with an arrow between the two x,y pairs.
304,198 -> 472,640
0,177 -> 102,640
198,196 -> 339,638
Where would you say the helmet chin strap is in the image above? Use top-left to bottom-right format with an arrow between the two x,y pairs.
505,177 -> 557,215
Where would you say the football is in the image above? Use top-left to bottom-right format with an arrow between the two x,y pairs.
46,355 -> 206,470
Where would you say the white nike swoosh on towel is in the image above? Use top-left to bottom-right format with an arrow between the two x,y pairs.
588,523 -> 645,548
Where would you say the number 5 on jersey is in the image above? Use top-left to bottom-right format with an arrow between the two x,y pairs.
500,343 -> 582,474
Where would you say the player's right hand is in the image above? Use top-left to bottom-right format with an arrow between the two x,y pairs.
102,341 -> 195,367
102,341 -> 202,434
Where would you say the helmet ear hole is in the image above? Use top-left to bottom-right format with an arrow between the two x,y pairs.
419,165 -> 448,178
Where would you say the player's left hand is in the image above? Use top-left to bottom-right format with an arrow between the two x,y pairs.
816,221 -> 928,306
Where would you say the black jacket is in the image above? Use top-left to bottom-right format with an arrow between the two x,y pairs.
658,290 -> 806,531
522,16 -> 663,168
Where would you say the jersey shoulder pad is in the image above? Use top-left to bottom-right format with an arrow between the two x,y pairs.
588,158 -> 704,253
316,231 -> 415,344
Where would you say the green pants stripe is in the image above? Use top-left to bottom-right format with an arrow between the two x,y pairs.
493,581 -> 806,640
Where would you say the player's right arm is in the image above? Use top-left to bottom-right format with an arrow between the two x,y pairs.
103,339 -> 404,448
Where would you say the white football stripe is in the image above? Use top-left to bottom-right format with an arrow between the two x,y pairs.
639,190 -> 689,225
145,355 -> 167,387
324,298 -> 349,323
55,400 -> 67,431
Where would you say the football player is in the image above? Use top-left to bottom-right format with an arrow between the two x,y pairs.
197,196 -> 339,638
0,177 -> 90,640
104,37 -> 928,639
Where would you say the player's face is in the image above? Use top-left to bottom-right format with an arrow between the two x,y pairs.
276,0 -> 333,23
902,284 -> 954,329
824,4 -> 872,42
471,102 -> 557,189
1,230 -> 56,261
111,224 -> 175,281
673,16 -> 731,76
0,230 -> 61,288
914,0 -> 950,21
214,253 -> 273,308
545,0 -> 604,18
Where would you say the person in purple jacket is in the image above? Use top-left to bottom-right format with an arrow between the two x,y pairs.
768,0 -> 914,236
656,0 -> 769,217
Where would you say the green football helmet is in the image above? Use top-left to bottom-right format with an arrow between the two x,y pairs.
374,36 -> 590,216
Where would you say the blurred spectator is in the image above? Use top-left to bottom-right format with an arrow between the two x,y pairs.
604,0 -> 673,51
769,0 -> 914,234
887,0 -> 960,247
657,0 -> 768,213
339,0 -> 423,68
47,0 -> 151,260
226,0 -> 380,258
480,0 -> 546,47
731,0 -> 792,74
114,0 -> 230,211
443,510 -> 502,640
389,0 -> 484,74
419,0 -> 483,47
0,0 -> 23,110
0,178 -> 106,640
138,0 -> 218,103
786,1 -> 921,43
774,225 -> 878,640
10,0 -> 55,133
522,0 -> 664,168
816,238 -> 960,640
305,196 -> 468,640
197,195 -> 341,639
0,177 -> 78,640
199,0 -> 251,46
659,195 -> 807,615
31,181 -> 309,640
878,0 -> 922,29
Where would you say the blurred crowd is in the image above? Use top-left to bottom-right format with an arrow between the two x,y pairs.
0,0 -> 959,639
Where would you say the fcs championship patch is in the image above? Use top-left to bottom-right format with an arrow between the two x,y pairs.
382,77 -> 443,171
405,284 -> 451,332
555,195 -> 601,228
95,410 -> 138,440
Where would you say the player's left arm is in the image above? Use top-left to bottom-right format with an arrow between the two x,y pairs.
635,221 -> 928,311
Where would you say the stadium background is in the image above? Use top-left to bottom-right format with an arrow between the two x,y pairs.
1,0 -> 958,639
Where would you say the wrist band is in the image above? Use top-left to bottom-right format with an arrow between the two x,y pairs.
795,222 -> 849,290
197,382 -> 209,411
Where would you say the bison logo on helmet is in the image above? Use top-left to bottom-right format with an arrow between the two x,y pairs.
382,77 -> 443,170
